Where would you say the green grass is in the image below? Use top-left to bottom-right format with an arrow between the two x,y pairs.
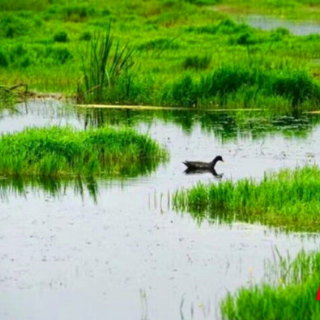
77,26 -> 136,104
1,0 -> 320,111
173,166 -> 320,231
220,249 -> 320,320
162,61 -> 320,109
0,126 -> 168,178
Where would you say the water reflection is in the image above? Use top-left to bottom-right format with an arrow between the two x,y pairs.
2,100 -> 320,142
184,167 -> 224,179
78,107 -> 320,141
0,177 -> 99,203
236,14 -> 320,36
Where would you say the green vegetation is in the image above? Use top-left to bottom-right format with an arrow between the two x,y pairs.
1,0 -> 320,111
77,26 -> 136,104
0,83 -> 27,109
221,249 -> 320,320
173,166 -> 320,231
0,126 -> 168,178
162,62 -> 320,109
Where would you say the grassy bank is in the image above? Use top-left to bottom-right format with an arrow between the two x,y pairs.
173,166 -> 320,231
220,249 -> 320,320
0,126 -> 168,177
1,0 -> 320,111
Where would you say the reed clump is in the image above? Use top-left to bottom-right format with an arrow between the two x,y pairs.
173,166 -> 320,231
0,126 -> 168,178
77,26 -> 139,104
221,250 -> 320,320
162,63 -> 320,109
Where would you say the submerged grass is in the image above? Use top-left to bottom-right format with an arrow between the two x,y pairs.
220,249 -> 320,320
0,126 -> 168,178
173,166 -> 320,231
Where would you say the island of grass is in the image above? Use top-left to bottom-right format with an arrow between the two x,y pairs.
0,126 -> 168,178
173,166 -> 320,231
220,249 -> 320,320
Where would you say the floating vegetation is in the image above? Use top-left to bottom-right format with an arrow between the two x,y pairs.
0,126 -> 168,178
173,166 -> 320,231
221,249 -> 320,320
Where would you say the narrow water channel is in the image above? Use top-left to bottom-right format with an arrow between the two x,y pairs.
1,100 -> 319,320
235,14 -> 320,35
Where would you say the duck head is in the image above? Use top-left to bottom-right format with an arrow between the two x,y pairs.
211,155 -> 224,168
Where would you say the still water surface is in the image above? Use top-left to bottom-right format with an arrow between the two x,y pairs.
1,101 -> 319,320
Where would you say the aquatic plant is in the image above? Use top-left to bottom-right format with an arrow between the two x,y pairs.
77,26 -> 137,104
173,166 -> 320,231
0,126 -> 168,178
0,83 -> 27,106
221,249 -> 320,320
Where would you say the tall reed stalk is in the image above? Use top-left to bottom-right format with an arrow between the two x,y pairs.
77,25 -> 135,104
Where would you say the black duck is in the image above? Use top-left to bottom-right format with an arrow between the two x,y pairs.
183,155 -> 224,171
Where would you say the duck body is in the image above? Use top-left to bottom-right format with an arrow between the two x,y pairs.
183,155 -> 223,171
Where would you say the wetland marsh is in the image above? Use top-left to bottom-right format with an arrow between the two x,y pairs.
2,0 -> 320,319
0,101 -> 320,319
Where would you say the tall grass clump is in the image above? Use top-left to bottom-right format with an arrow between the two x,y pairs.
220,250 -> 320,320
162,63 -> 320,110
53,31 -> 69,43
77,26 -> 143,105
0,126 -> 168,178
182,54 -> 211,70
173,166 -> 320,231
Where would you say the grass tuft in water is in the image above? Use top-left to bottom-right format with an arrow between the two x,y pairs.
173,166 -> 320,231
0,126 -> 168,178
220,249 -> 320,320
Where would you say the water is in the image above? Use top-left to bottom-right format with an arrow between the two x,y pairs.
209,6 -> 320,36
1,101 -> 320,320
236,14 -> 320,35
